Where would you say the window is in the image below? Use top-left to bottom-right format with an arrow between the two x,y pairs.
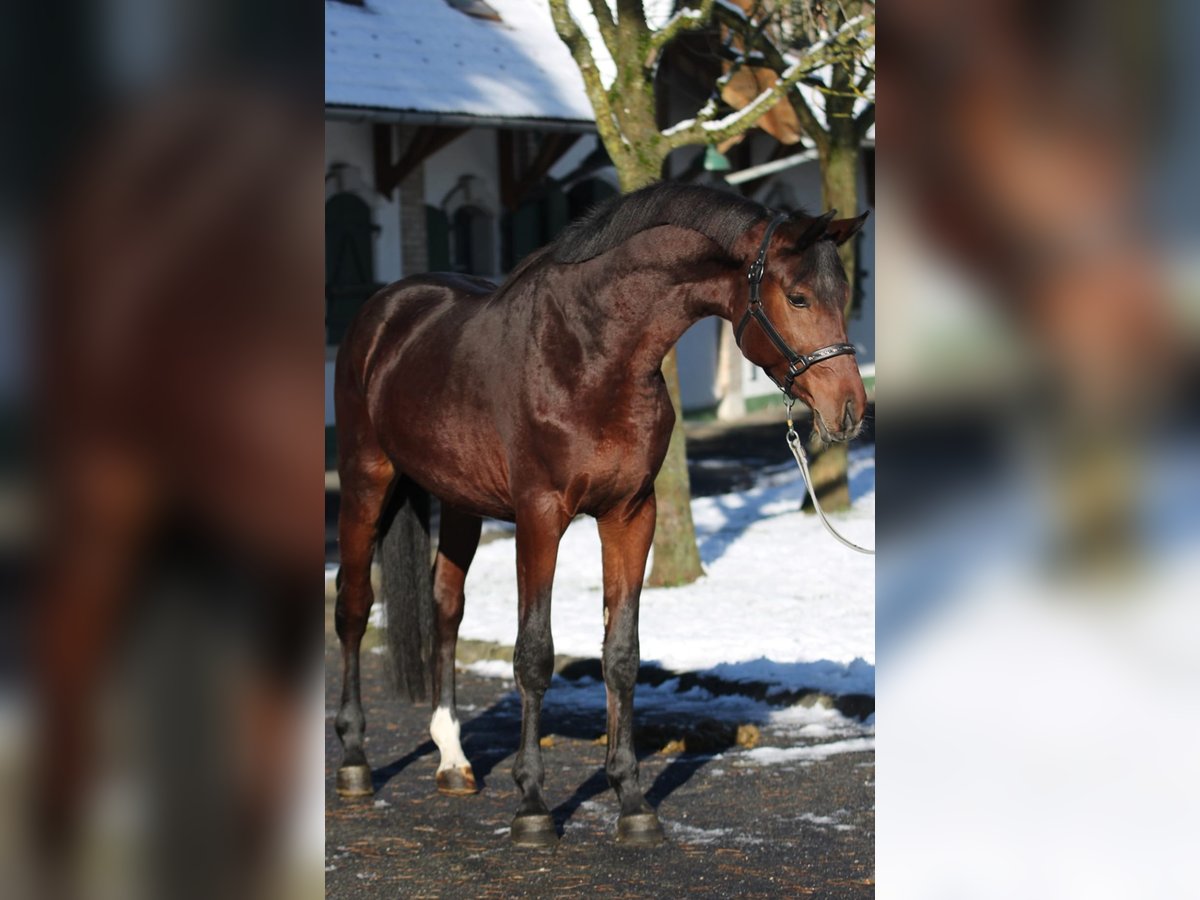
452,205 -> 494,276
325,191 -> 379,345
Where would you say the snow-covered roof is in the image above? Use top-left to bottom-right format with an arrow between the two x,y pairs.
325,0 -> 596,125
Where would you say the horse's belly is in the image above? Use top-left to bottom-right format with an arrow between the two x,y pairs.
384,427 -> 514,521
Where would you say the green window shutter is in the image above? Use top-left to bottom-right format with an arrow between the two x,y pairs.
507,201 -> 543,270
426,205 -> 450,272
325,192 -> 376,346
544,182 -> 569,240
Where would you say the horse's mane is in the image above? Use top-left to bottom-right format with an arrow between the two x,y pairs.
551,182 -> 766,264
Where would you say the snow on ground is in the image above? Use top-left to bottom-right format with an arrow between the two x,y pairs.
457,446 -> 875,696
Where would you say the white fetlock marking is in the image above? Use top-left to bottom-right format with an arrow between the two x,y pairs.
430,706 -> 469,773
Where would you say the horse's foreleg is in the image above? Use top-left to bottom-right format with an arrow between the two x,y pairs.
597,494 -> 664,846
333,458 -> 393,797
509,500 -> 566,847
430,505 -> 482,795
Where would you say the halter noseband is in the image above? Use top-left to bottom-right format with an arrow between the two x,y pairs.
734,213 -> 857,394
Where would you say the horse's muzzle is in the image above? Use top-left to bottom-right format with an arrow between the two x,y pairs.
814,399 -> 864,445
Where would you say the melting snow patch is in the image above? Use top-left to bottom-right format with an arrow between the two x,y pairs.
796,813 -> 837,826
668,822 -> 735,844
737,737 -> 875,766
464,659 -> 513,679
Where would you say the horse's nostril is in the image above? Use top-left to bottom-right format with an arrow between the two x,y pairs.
843,399 -> 857,432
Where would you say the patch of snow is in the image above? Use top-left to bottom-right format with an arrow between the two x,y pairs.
668,822 -> 735,844
768,703 -> 862,740
737,736 -> 875,765
464,659 -> 514,679
796,812 -> 836,825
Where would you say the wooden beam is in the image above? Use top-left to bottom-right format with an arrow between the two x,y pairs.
498,129 -> 516,211
499,131 -> 583,211
374,125 -> 466,198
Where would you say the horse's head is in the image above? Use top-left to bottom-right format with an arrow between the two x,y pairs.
734,209 -> 870,444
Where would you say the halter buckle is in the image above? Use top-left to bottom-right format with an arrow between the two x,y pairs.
747,259 -> 765,294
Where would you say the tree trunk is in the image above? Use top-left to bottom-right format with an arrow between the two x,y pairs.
647,347 -> 705,586
612,160 -> 705,587
803,139 -> 860,513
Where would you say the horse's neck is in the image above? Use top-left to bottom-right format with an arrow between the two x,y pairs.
597,229 -> 740,375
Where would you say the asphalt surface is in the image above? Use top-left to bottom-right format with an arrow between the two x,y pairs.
325,643 -> 874,898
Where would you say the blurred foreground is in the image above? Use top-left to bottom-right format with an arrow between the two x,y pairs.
1,3 -> 324,899
879,0 -> 1200,896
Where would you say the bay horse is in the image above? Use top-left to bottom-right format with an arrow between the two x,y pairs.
333,182 -> 868,847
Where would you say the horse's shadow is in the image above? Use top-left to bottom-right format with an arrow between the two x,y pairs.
369,663 -> 758,832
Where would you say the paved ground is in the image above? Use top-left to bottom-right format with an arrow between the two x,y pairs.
325,641 -> 874,898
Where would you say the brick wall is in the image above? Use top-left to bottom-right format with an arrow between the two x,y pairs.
398,129 -> 428,276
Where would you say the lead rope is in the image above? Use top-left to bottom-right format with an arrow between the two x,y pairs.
784,396 -> 875,555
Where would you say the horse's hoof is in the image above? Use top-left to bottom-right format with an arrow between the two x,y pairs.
335,764 -> 374,798
510,813 -> 557,848
616,812 -> 665,847
435,765 -> 478,796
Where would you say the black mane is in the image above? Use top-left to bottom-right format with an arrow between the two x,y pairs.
551,182 -> 766,264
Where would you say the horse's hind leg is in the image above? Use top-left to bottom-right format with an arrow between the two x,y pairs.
429,504 -> 482,795
597,495 -> 664,846
333,446 -> 394,797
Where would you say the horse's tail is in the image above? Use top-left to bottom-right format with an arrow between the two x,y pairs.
377,476 -> 434,703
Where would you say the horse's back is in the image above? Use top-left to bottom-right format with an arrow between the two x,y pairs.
339,272 -> 495,390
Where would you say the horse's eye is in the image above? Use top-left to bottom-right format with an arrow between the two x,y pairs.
787,293 -> 808,308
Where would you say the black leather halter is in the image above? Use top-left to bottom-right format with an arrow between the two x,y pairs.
734,213 -> 858,394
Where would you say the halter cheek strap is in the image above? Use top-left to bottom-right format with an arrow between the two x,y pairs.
734,213 -> 857,393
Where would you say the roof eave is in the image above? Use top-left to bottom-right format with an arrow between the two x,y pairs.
326,104 -> 597,133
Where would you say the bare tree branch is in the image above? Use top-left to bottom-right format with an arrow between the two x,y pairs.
615,0 -> 647,31
661,11 -> 873,151
649,0 -> 716,52
855,103 -> 874,140
855,67 -> 875,97
588,0 -> 618,56
547,0 -> 623,152
790,81 -> 832,155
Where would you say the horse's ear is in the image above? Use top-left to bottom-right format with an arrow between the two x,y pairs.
792,209 -> 838,247
825,210 -> 871,246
